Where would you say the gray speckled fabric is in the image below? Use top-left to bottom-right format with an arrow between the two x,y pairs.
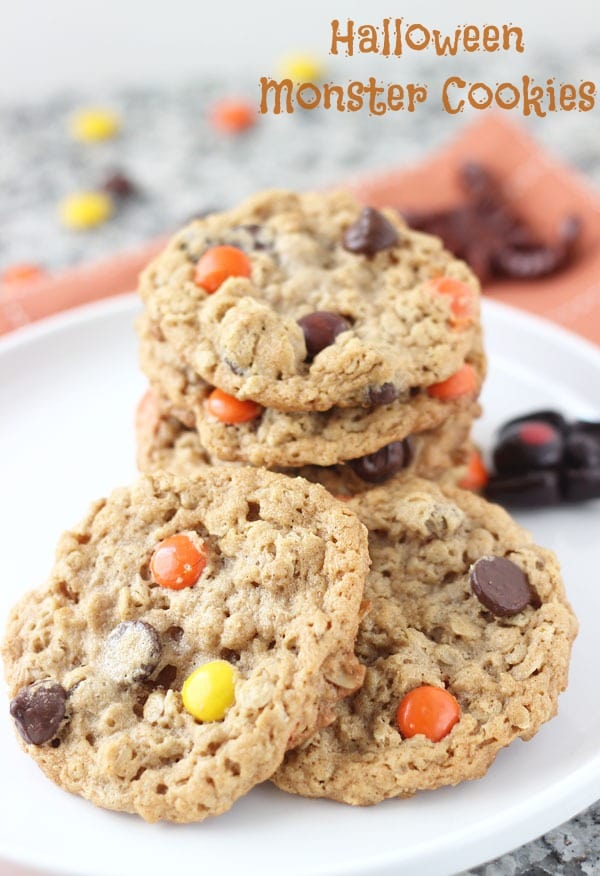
1,55 -> 598,874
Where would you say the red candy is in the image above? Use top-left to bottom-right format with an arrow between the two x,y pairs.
519,422 -> 557,446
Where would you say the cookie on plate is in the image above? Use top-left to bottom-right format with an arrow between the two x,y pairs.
135,389 -> 478,496
2,470 -> 369,822
138,189 -> 481,412
138,313 -> 485,468
272,479 -> 577,804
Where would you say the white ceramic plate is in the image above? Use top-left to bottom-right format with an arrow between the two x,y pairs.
0,296 -> 599,876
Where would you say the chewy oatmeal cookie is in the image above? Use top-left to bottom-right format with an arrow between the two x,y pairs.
138,313 -> 485,468
272,479 -> 577,804
138,189 -> 481,412
135,389 -> 478,496
2,470 -> 369,822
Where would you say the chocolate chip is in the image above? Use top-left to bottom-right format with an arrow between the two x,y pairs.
470,556 -> 535,616
367,382 -> 399,406
343,207 -> 399,257
348,438 -> 414,483
297,311 -> 350,360
493,421 -> 563,474
10,681 -> 67,746
485,470 -> 561,507
102,171 -> 136,199
100,621 -> 162,685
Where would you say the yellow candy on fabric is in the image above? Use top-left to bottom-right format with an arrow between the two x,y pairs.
278,53 -> 325,82
182,660 -> 238,722
70,108 -> 120,142
59,192 -> 113,230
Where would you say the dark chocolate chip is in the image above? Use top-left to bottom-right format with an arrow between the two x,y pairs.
343,207 -> 399,257
101,621 -> 162,685
367,382 -> 399,406
562,467 -> 600,502
10,682 -> 67,746
485,470 -> 561,508
102,171 -> 136,199
470,556 -> 535,617
493,421 -> 563,474
348,438 -> 414,483
297,311 -> 350,360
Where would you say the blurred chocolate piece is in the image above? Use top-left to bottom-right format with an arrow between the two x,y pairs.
470,556 -> 535,616
485,470 -> 561,507
348,438 -> 413,483
343,207 -> 399,257
493,421 -> 563,474
10,681 -> 67,746
298,311 -> 350,360
102,171 -> 137,199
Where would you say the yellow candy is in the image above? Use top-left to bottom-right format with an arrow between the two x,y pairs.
70,107 -> 121,142
278,53 -> 325,82
182,660 -> 238,722
59,191 -> 113,230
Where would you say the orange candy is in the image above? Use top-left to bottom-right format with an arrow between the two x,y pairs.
194,245 -> 251,293
205,388 -> 263,424
2,263 -> 46,285
150,534 -> 207,590
210,99 -> 256,134
396,685 -> 460,742
459,448 -> 489,491
427,363 -> 478,401
427,276 -> 475,328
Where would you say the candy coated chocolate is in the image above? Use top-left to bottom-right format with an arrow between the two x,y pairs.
470,556 -> 535,616
343,207 -> 399,257
298,311 -> 350,360
562,468 -> 600,502
493,421 -> 563,474
348,438 -> 413,483
10,682 -> 67,746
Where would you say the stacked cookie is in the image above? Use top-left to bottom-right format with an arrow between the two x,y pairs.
3,189 -> 577,823
136,190 -> 485,488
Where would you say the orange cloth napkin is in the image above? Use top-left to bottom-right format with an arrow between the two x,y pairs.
1,115 -> 599,344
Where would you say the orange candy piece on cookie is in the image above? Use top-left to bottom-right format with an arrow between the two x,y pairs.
427,363 -> 478,401
427,276 -> 475,328
396,685 -> 460,742
194,245 -> 251,293
459,448 -> 489,491
205,388 -> 263,424
150,534 -> 207,590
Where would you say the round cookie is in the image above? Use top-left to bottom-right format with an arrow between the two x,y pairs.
135,389 -> 478,496
138,314 -> 485,468
2,470 -> 369,822
139,189 -> 481,411
272,478 -> 578,804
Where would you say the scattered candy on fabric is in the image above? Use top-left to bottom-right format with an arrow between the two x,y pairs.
205,388 -> 263,424
209,99 -> 256,134
102,171 -> 137,199
69,107 -> 121,142
278,53 -> 325,82
396,685 -> 460,742
150,533 -> 207,590
59,191 -> 113,230
182,661 -> 238,722
194,245 -> 251,293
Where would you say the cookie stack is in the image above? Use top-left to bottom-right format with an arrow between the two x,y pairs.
3,190 -> 577,823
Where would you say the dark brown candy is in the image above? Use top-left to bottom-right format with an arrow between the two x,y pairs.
562,467 -> 600,502
101,620 -> 162,685
348,438 -> 413,483
565,429 -> 600,469
493,421 -> 563,474
485,470 -> 561,508
10,682 -> 67,746
367,382 -> 399,406
470,556 -> 535,617
102,171 -> 137,199
298,311 -> 350,360
343,207 -> 399,257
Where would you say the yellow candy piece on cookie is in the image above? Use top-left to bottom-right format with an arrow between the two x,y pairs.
59,192 -> 113,230
182,660 -> 238,722
70,107 -> 121,142
278,53 -> 325,82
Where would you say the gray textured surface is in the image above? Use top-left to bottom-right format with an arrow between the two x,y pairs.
1,57 -> 599,875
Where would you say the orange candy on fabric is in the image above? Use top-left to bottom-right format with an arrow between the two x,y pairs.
396,685 -> 460,742
427,363 -> 478,401
205,388 -> 263,424
427,276 -> 475,328
459,448 -> 489,491
194,245 -> 251,293
210,99 -> 256,134
2,263 -> 46,285
150,534 -> 207,590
